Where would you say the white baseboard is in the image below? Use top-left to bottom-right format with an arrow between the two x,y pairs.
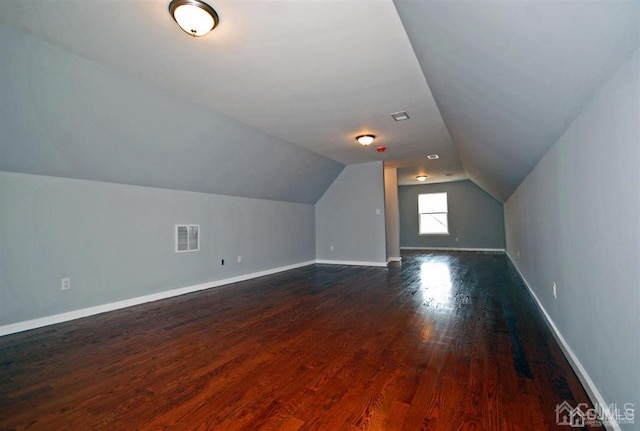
387,257 -> 402,262
315,259 -> 388,267
401,246 -> 505,253
0,260 -> 316,337
506,253 -> 619,431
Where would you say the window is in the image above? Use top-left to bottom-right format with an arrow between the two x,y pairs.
418,193 -> 449,235
175,225 -> 199,252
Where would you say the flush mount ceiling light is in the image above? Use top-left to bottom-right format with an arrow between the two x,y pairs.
390,111 -> 410,121
416,175 -> 428,182
169,0 -> 219,37
356,135 -> 375,146
426,154 -> 439,160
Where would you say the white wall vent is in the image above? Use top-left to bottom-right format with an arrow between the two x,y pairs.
175,225 -> 199,252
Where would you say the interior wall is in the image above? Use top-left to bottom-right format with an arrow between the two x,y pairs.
316,162 -> 387,265
504,49 -> 639,423
398,180 -> 505,250
384,167 -> 401,260
0,171 -> 316,326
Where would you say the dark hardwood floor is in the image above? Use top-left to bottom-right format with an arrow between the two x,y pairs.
0,251 -> 600,430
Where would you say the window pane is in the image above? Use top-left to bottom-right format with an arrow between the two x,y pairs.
177,226 -> 188,251
420,213 -> 449,234
418,193 -> 447,214
188,226 -> 199,251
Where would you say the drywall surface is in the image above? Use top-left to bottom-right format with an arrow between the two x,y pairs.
399,180 -> 505,249
384,167 -> 401,260
316,162 -> 387,264
0,171 -> 316,325
394,0 -> 639,202
0,25 -> 343,204
505,49 -> 639,427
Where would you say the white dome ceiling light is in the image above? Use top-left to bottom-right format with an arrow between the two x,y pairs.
356,135 -> 376,146
169,0 -> 219,37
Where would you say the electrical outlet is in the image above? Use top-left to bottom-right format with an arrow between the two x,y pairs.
375,208 -> 381,215
517,250 -> 520,258
330,245 -> 334,252
455,237 -> 459,242
552,282 -> 557,299
61,278 -> 71,291
237,255 -> 242,264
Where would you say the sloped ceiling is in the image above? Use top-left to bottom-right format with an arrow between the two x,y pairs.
0,1 -> 638,203
394,0 -> 640,201
0,26 -> 343,204
0,0 -> 465,203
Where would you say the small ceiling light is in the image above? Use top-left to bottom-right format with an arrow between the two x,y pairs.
426,154 -> 439,160
391,111 -> 410,121
416,175 -> 428,182
169,0 -> 219,37
356,135 -> 375,146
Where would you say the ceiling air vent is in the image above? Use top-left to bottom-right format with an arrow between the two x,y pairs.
390,111 -> 410,121
175,225 -> 199,252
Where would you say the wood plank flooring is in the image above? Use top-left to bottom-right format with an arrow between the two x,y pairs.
0,251 -> 601,430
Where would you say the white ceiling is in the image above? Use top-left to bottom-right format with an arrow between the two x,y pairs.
0,0 -> 638,201
0,0 -> 463,188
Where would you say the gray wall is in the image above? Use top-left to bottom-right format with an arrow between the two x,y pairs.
384,167 -> 401,260
316,162 -> 387,264
505,49 -> 639,422
0,25 -> 343,204
0,171 -> 315,325
399,180 -> 505,249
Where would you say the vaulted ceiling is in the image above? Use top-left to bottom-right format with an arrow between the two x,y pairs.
393,0 -> 639,200
0,0 -> 638,203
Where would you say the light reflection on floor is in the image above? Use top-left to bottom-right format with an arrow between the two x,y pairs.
409,257 -> 457,342
419,259 -> 453,310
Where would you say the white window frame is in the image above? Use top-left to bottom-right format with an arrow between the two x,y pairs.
418,193 -> 449,235
175,224 -> 200,252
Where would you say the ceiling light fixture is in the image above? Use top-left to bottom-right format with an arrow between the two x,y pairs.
416,175 -> 428,182
391,111 -> 410,121
169,0 -> 219,37
356,135 -> 375,146
426,154 -> 439,160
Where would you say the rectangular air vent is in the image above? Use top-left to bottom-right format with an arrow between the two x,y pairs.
390,111 -> 410,121
175,225 -> 199,252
